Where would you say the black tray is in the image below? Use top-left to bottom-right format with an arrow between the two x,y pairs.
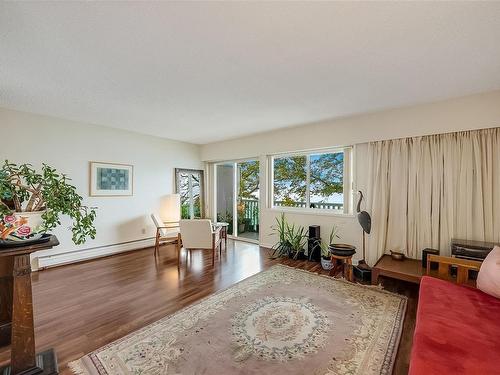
0,233 -> 52,248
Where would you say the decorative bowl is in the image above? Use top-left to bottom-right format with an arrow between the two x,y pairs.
390,250 -> 405,261
329,243 -> 356,257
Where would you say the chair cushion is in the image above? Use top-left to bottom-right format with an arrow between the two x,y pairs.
477,246 -> 500,299
409,276 -> 500,375
180,219 -> 213,249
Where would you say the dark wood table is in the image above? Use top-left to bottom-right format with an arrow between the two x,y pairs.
371,254 -> 426,285
371,254 -> 480,286
0,235 -> 59,375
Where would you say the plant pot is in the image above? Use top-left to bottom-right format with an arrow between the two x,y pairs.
328,243 -> 356,257
0,211 -> 46,243
238,223 -> 246,233
288,248 -> 306,260
321,256 -> 333,270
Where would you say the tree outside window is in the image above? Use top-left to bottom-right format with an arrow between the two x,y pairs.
272,150 -> 346,211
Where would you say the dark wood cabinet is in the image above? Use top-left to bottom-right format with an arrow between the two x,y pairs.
0,236 -> 59,375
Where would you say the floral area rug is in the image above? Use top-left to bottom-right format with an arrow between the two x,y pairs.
70,265 -> 407,375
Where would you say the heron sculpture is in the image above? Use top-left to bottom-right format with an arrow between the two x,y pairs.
356,191 -> 371,270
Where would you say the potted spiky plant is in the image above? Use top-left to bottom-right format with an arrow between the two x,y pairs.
270,212 -> 290,258
318,225 -> 341,270
285,222 -> 308,260
0,161 -> 96,245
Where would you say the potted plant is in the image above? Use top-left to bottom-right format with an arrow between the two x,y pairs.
0,161 -> 97,245
270,212 -> 291,258
269,213 -> 308,260
285,222 -> 308,260
217,211 -> 233,234
320,245 -> 334,270
237,201 -> 246,233
318,225 -> 341,270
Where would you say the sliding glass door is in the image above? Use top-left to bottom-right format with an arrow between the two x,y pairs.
237,160 -> 259,241
215,159 -> 259,242
216,163 -> 234,235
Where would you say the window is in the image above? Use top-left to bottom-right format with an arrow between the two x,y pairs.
271,148 -> 352,214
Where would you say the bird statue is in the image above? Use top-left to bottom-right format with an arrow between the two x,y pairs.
356,191 -> 371,270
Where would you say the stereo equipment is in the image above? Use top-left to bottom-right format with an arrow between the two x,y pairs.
451,239 -> 496,260
422,248 -> 440,269
353,265 -> 372,282
309,225 -> 320,240
308,225 -> 321,261
308,238 -> 321,261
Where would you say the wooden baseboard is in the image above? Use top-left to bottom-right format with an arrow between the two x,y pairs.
35,238 -> 156,270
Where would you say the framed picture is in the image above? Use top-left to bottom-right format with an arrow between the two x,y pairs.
89,162 -> 133,196
175,168 -> 205,219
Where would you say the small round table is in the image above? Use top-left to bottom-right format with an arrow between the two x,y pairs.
215,222 -> 229,248
329,254 -> 354,282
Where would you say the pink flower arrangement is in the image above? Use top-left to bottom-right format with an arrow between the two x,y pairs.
4,215 -> 16,224
17,225 -> 31,237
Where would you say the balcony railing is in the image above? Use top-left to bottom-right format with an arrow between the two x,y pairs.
273,200 -> 344,210
239,198 -> 343,230
241,198 -> 259,231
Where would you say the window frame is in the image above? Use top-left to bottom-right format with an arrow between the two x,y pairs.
269,146 -> 353,216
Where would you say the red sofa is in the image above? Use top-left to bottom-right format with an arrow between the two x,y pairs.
409,276 -> 500,375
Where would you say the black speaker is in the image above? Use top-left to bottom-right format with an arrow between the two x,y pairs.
308,238 -> 321,262
353,265 -> 372,282
309,225 -> 320,239
422,248 -> 440,269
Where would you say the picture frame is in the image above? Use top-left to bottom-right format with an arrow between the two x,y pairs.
175,168 -> 205,218
89,162 -> 134,197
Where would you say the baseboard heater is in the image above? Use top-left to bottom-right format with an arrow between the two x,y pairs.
36,237 -> 155,270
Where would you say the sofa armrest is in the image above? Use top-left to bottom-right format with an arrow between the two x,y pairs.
427,255 -> 482,285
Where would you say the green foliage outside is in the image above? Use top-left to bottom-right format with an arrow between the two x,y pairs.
238,161 -> 259,199
273,153 -> 344,205
181,199 -> 201,219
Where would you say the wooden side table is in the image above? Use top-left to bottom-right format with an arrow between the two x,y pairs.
329,254 -> 353,282
371,255 -> 424,285
0,235 -> 59,375
371,254 -> 482,287
215,222 -> 229,248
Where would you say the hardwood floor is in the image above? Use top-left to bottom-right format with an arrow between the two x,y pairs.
0,240 -> 418,374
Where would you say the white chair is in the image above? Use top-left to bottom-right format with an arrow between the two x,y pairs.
151,214 -> 180,257
179,219 -> 222,266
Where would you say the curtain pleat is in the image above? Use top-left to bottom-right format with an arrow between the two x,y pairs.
367,127 -> 500,264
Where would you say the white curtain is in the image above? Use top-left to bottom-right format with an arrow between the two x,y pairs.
366,127 -> 500,265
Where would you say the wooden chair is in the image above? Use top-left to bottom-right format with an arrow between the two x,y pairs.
150,214 -> 180,257
427,255 -> 482,286
179,219 -> 222,267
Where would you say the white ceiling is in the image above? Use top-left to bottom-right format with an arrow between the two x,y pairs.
1,2 -> 500,144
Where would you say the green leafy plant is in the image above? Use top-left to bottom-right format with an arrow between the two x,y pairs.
269,213 -> 308,260
0,160 -> 97,244
317,225 -> 341,259
285,222 -> 308,260
270,212 -> 290,258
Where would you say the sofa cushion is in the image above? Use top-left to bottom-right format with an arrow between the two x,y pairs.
477,246 -> 500,299
409,276 -> 500,375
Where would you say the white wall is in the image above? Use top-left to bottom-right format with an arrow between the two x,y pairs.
0,108 -> 202,269
201,90 -> 500,264
201,90 -> 500,161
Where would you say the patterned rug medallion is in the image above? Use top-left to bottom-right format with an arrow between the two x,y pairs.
70,265 -> 407,375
